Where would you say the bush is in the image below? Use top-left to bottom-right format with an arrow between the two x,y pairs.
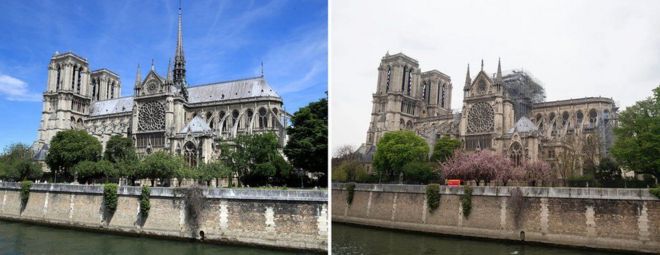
650,187 -> 660,199
403,161 -> 436,184
103,183 -> 118,213
20,180 -> 32,205
461,186 -> 473,218
567,175 -> 599,187
426,184 -> 440,212
139,186 -> 151,218
345,182 -> 356,205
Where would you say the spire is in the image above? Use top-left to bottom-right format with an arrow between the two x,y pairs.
134,64 -> 141,86
496,57 -> 502,84
150,59 -> 155,71
464,64 -> 471,90
481,59 -> 484,71
173,0 -> 186,86
167,58 -> 173,81
260,61 -> 264,77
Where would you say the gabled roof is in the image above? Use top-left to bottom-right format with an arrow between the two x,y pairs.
89,97 -> 134,116
508,116 -> 538,133
33,144 -> 49,161
180,115 -> 212,133
187,76 -> 280,104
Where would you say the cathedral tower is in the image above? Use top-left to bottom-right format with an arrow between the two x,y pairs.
37,52 -> 92,147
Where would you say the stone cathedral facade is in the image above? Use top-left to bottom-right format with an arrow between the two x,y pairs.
33,8 -> 287,170
361,52 -> 617,177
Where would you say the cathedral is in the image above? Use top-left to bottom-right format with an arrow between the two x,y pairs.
32,7 -> 287,169
360,52 -> 617,178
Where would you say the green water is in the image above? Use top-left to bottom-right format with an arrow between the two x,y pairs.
332,223 -> 629,255
0,220 -> 312,255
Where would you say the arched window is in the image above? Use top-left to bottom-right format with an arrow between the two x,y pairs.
71,66 -> 77,90
406,120 -> 413,130
258,107 -> 268,129
205,112 -> 212,121
510,142 -> 523,166
76,67 -> 82,94
183,142 -> 197,167
603,109 -> 610,124
399,119 -> 405,129
92,80 -> 97,100
56,66 -> 61,90
208,117 -> 215,129
219,111 -> 226,131
386,66 -> 391,92
110,83 -> 115,99
246,109 -> 254,129
70,117 -> 76,129
232,110 -> 239,129
272,108 -> 279,128
576,111 -> 584,127
421,82 -> 427,101
562,111 -> 569,127
407,69 -> 413,96
441,84 -> 446,108
589,109 -> 597,128
401,66 -> 407,91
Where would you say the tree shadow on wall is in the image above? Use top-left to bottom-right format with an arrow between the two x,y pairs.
100,202 -> 116,226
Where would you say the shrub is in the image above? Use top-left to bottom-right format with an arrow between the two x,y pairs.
426,184 -> 440,212
139,186 -> 151,218
20,180 -> 32,205
174,185 -> 205,237
403,161 -> 435,184
103,183 -> 118,213
567,175 -> 599,187
345,182 -> 356,205
650,187 -> 660,199
461,186 -> 473,218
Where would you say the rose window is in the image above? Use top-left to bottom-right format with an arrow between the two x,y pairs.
138,101 -> 166,131
467,102 -> 494,133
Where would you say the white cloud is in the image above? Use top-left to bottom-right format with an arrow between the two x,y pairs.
0,74 -> 41,102
331,0 -> 660,152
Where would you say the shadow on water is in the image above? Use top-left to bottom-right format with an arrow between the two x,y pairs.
332,223 -> 631,255
0,220 -> 312,255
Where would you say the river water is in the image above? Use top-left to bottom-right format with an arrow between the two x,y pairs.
332,223 -> 628,255
0,220 -> 312,255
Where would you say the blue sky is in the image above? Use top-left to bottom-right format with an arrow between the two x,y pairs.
0,0 -> 327,150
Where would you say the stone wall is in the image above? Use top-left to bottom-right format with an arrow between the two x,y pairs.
332,183 -> 659,254
0,182 -> 327,252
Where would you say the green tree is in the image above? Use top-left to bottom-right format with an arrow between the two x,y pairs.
284,98 -> 328,185
196,161 -> 231,186
221,133 -> 292,187
611,85 -> 660,180
373,130 -> 429,182
431,136 -> 462,163
0,143 -> 42,181
333,160 -> 368,182
595,157 -> 622,188
139,151 -> 184,186
72,160 -> 99,184
402,161 -> 435,184
116,158 -> 140,185
46,130 -> 102,182
104,135 -> 137,163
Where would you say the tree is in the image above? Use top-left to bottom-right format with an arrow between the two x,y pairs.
402,161 -> 436,184
72,161 -> 99,184
431,136 -> 462,163
284,98 -> 328,184
104,135 -> 137,163
521,160 -> 553,186
139,151 -> 184,186
441,150 -> 512,186
0,143 -> 42,181
221,133 -> 292,187
197,161 -> 231,186
333,160 -> 368,182
595,157 -> 622,188
611,85 -> 660,181
373,131 -> 429,182
46,130 -> 102,182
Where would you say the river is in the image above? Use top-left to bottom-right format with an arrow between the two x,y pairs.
0,220 -> 312,255
332,223 -> 628,255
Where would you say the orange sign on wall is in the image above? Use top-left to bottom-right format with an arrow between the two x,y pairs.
447,179 -> 461,187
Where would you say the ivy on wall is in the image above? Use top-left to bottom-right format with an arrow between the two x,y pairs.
103,183 -> 118,213
140,186 -> 151,218
426,184 -> 440,212
461,186 -> 473,218
20,181 -> 32,206
345,183 -> 356,205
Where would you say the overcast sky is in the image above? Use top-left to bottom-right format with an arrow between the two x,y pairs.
330,0 -> 660,155
0,0 -> 326,149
